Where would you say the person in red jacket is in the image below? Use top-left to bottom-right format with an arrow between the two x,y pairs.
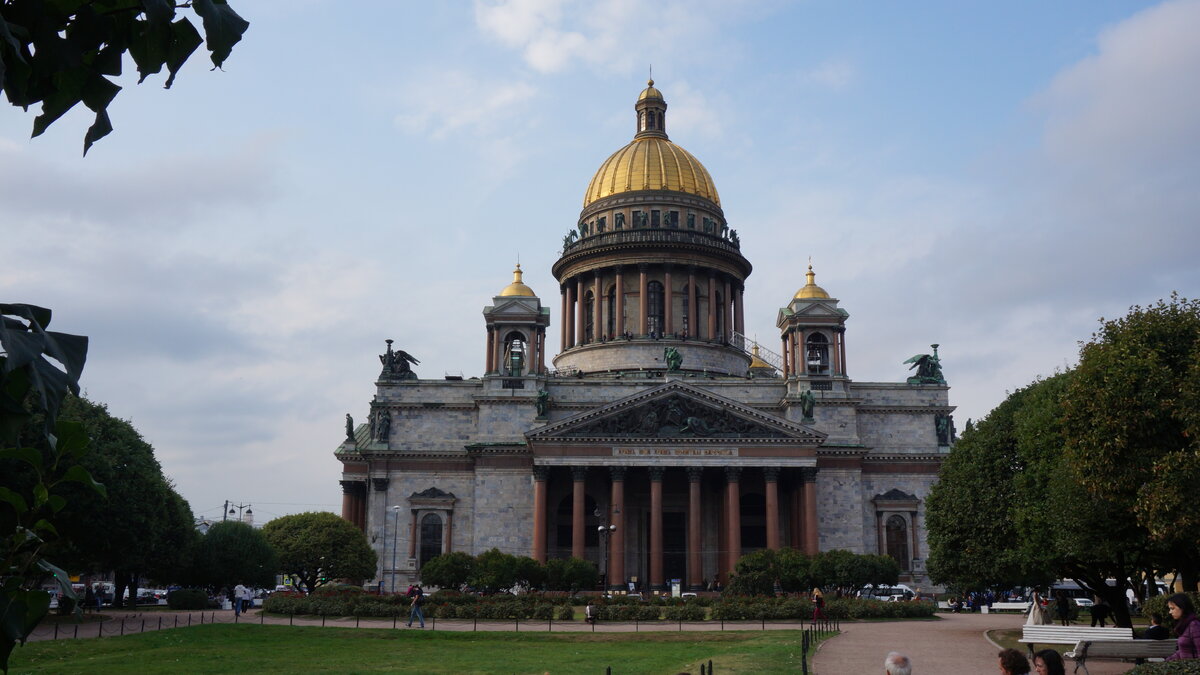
1166,593 -> 1200,661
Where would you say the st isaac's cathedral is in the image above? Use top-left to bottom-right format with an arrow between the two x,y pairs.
336,82 -> 954,593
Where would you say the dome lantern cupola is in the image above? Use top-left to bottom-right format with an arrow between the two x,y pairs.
635,79 -> 668,139
499,263 -> 536,297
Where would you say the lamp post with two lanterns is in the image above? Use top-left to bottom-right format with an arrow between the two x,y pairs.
594,507 -> 617,591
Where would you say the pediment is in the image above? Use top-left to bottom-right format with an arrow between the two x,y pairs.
528,381 -> 825,443
792,302 -> 842,317
486,298 -> 541,315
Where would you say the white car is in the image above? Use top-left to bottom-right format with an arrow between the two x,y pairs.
1074,597 -> 1094,607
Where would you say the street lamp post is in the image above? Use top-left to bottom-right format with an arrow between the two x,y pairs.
390,505 -> 402,593
225,501 -> 252,523
594,507 -> 616,591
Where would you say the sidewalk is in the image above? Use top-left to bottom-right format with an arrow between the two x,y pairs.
813,612 -> 1135,675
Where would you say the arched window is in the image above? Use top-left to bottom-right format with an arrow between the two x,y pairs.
646,281 -> 664,335
555,494 -> 599,549
806,333 -> 830,375
606,286 -> 616,339
503,331 -> 526,376
885,515 -> 909,571
419,513 -> 444,568
584,291 -> 595,343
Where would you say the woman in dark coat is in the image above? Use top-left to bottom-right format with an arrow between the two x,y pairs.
1166,593 -> 1200,661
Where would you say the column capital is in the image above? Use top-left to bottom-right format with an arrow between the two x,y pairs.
340,479 -> 365,495
648,466 -> 665,481
533,466 -> 549,481
610,466 -> 627,481
707,270 -> 717,279
371,477 -> 390,491
724,466 -> 741,483
571,466 -> 588,482
762,467 -> 781,482
637,262 -> 651,272
801,467 -> 819,483
686,466 -> 704,483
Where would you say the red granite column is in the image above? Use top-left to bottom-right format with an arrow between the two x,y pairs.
725,467 -> 742,576
532,467 -> 548,562
340,481 -> 355,523
355,487 -> 366,531
706,272 -> 717,340
803,468 -> 819,555
592,271 -> 602,341
609,467 -> 626,590
839,329 -> 848,377
638,264 -> 649,335
663,264 -> 674,335
791,332 -> 800,377
408,510 -> 418,559
687,467 -> 703,591
560,286 -> 567,351
723,277 -> 732,340
649,467 -> 664,591
485,327 -> 494,373
764,467 -> 781,550
781,335 -> 790,377
575,277 -> 585,345
566,282 -> 576,348
537,328 -> 546,374
571,467 -> 587,560
615,266 -> 625,336
687,267 -> 697,338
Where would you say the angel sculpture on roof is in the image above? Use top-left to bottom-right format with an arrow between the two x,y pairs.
904,344 -> 945,385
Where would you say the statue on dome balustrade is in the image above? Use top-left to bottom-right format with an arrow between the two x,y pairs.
904,344 -> 945,385
380,339 -> 420,380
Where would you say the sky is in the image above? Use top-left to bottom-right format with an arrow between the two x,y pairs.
3,0 -> 1198,526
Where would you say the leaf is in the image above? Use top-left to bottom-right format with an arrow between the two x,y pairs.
32,483 -> 47,508
53,420 -> 91,461
191,0 -> 249,68
0,588 -> 51,655
140,0 -> 176,25
61,464 -> 106,498
164,18 -> 202,89
0,487 -> 29,515
45,494 -> 66,513
38,330 -> 88,390
82,106 -> 113,156
0,447 -> 42,471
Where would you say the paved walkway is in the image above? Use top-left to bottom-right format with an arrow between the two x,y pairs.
813,612 -> 1135,675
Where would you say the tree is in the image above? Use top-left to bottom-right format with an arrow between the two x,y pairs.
262,512 -> 376,593
544,557 -> 598,593
39,394 -> 199,606
191,520 -> 276,590
0,304 -> 103,673
0,0 -> 249,154
1062,295 -> 1200,590
418,552 -> 474,591
468,548 -> 522,594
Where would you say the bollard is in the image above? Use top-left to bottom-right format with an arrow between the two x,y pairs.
548,618 -> 552,633
158,616 -> 162,630
321,613 -> 326,628
356,615 -> 360,628
635,619 -> 639,632
120,618 -> 125,636
74,624 -> 78,639
762,618 -> 765,631
606,668 -> 611,675
290,612 -> 294,626
200,612 -> 204,625
515,618 -> 519,632
188,614 -> 192,627
709,659 -> 713,674
432,616 -> 436,631
395,614 -> 398,630
261,612 -> 264,625
141,619 -> 145,633
474,618 -> 477,632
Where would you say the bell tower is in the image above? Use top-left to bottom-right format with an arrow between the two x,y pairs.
777,264 -> 849,390
483,264 -> 551,378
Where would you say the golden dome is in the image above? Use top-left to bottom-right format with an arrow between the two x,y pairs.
638,79 -> 663,101
582,82 -> 720,208
794,264 -> 830,299
749,344 -> 772,370
499,264 -> 536,297
583,138 -> 720,207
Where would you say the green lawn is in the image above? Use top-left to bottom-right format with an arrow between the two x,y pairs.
9,624 -> 830,674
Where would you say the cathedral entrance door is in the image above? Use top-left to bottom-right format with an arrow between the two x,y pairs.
663,512 -> 687,586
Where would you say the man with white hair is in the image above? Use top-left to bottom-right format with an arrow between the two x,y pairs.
885,651 -> 912,675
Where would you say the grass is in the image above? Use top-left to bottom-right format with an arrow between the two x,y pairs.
8,624 -> 832,674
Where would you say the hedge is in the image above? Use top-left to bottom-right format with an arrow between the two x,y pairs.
1143,593 -> 1200,631
1127,662 -> 1200,675
167,589 -> 209,611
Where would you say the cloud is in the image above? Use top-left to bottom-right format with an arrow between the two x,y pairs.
393,70 -> 537,140
803,59 -> 856,91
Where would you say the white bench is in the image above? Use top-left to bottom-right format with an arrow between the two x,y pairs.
1064,639 -> 1175,675
1019,625 -> 1133,654
991,601 -> 1031,612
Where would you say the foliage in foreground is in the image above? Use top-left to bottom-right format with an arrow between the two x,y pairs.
1128,661 -> 1200,675
0,0 -> 249,154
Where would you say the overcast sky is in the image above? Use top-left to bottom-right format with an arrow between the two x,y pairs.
3,0 -> 1197,526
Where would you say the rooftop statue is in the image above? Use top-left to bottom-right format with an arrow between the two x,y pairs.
379,339 -> 420,380
904,344 -> 945,385
664,346 -> 683,371
345,413 -> 355,442
535,389 -> 550,418
798,389 -> 816,421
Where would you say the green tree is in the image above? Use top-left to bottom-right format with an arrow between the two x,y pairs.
468,548 -> 520,594
191,520 -> 276,590
0,0 -> 248,154
544,557 -> 598,593
1062,295 -> 1200,590
418,552 -> 474,591
262,512 -> 376,593
45,394 -> 197,606
0,304 -> 103,673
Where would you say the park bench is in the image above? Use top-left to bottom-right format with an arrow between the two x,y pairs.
1020,625 -> 1133,662
1064,639 -> 1175,675
984,601 -> 1031,613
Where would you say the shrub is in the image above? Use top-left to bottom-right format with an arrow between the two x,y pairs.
663,604 -> 707,621
1143,593 -> 1200,631
1127,662 -> 1200,675
167,589 -> 209,610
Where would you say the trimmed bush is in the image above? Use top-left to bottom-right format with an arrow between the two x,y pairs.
167,589 -> 209,610
1143,593 -> 1200,631
1127,662 -> 1200,675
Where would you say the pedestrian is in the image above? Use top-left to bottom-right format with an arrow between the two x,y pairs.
84,584 -> 96,614
1032,649 -> 1064,675
884,650 -> 912,675
93,583 -> 103,612
998,647 -> 1031,674
233,583 -> 247,617
1143,613 -> 1170,640
1166,593 -> 1200,661
1090,595 -> 1110,627
1054,590 -> 1071,626
585,601 -> 596,625
406,584 -> 425,628
811,588 -> 826,621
